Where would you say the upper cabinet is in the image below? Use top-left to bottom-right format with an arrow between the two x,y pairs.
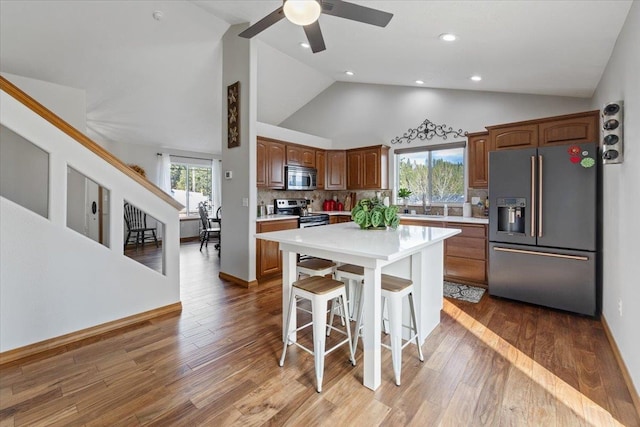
286,144 -> 316,168
316,150 -> 325,190
488,110 -> 599,151
488,124 -> 538,150
467,132 -> 489,189
347,145 -> 389,190
256,137 -> 286,189
325,150 -> 346,190
257,138 -> 389,191
538,112 -> 599,147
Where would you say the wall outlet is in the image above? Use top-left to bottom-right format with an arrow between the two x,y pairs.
618,299 -> 623,317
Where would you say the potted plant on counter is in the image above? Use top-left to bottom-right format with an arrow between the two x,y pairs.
351,198 -> 400,230
398,187 -> 412,213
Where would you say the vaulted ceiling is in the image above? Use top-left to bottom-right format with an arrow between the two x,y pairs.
0,1 -> 632,154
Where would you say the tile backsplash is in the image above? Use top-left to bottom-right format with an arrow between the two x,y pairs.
258,187 -> 488,217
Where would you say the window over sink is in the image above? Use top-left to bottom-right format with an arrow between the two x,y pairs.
395,141 -> 466,206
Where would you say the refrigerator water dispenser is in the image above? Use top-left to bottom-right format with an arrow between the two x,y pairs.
497,197 -> 526,235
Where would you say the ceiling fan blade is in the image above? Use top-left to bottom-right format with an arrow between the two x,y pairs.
321,0 -> 393,27
238,6 -> 285,38
304,21 -> 326,53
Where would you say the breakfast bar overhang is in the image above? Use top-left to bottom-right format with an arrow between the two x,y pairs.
255,222 -> 461,391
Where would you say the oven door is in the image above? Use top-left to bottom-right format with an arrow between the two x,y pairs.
299,221 -> 326,229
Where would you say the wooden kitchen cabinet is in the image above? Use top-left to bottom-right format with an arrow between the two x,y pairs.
488,110 -> 599,151
444,223 -> 487,287
399,218 -> 487,287
256,219 -> 298,281
257,137 -> 286,189
538,111 -> 599,147
325,150 -> 346,190
346,145 -> 389,190
488,123 -> 539,151
286,144 -> 315,168
330,215 -> 352,224
467,131 -> 489,188
315,150 -> 325,189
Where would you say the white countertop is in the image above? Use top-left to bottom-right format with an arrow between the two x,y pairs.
255,222 -> 460,262
399,214 -> 489,225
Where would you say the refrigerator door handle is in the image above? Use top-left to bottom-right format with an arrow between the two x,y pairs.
530,155 -> 536,237
538,154 -> 543,238
493,246 -> 589,261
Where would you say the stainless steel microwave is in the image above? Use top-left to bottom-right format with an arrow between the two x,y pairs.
285,165 -> 317,190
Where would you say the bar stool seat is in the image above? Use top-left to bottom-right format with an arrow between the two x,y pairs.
279,276 -> 355,393
297,258 -> 336,278
352,274 -> 424,386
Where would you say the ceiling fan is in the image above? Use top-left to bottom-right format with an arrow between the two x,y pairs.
238,0 -> 393,53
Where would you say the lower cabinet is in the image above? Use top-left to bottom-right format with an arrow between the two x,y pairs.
330,215 -> 352,224
400,219 -> 488,287
256,219 -> 298,281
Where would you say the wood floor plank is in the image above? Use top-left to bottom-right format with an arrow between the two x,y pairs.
0,241 -> 638,426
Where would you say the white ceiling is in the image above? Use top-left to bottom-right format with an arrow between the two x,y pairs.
0,1 -> 633,155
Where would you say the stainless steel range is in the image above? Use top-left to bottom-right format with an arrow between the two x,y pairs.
274,199 -> 330,228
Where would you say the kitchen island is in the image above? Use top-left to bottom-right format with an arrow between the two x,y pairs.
255,222 -> 460,390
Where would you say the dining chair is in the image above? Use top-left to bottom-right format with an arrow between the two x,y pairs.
198,203 -> 220,252
123,202 -> 159,250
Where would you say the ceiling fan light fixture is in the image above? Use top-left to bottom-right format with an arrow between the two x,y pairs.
283,0 -> 322,26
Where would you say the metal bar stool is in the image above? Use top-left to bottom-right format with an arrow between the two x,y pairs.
296,258 -> 336,278
279,276 -> 356,393
334,263 -> 365,320
352,274 -> 424,386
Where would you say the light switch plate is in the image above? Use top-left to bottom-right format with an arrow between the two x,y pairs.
224,170 -> 232,180
242,198 -> 249,207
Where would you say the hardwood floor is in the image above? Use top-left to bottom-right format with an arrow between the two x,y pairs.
1,241 -> 638,426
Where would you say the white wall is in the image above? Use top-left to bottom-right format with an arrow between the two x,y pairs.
1,85 -> 181,352
280,82 -> 591,149
257,122 -> 332,149
221,24 -> 257,282
591,1 -> 640,393
1,72 -> 86,132
256,41 -> 334,126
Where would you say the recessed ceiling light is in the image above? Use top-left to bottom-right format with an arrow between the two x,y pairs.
345,71 -> 355,76
299,42 -> 310,49
415,80 -> 424,85
470,75 -> 482,82
439,33 -> 457,42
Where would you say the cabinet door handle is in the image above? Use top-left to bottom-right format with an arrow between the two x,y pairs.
530,156 -> 536,237
493,246 -> 589,261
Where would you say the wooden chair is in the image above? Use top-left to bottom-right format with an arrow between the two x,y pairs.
123,202 -> 159,250
198,203 -> 220,252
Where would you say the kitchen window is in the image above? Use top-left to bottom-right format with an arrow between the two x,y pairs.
395,142 -> 466,207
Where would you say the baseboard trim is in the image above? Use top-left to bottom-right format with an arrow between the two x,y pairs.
0,302 -> 182,366
601,314 -> 640,418
219,271 -> 258,288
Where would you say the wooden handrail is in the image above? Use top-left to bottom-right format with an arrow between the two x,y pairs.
0,76 -> 184,210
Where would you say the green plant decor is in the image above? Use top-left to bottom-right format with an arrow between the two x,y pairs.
351,198 -> 400,230
397,188 -> 412,199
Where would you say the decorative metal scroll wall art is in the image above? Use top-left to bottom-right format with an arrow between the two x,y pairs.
391,118 -> 467,144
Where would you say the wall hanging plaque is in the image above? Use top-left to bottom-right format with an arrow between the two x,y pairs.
227,81 -> 240,148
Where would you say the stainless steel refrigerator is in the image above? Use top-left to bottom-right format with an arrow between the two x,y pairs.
488,142 -> 599,316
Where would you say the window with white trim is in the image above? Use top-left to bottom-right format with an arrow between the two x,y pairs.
395,142 -> 466,206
